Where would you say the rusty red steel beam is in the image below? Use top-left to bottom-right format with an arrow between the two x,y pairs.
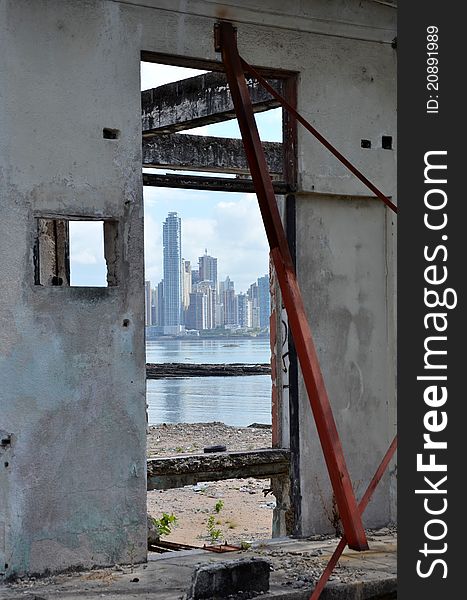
239,57 -> 398,214
217,20 -> 368,552
309,436 -> 398,600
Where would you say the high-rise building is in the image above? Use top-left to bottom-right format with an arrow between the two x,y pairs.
151,287 -> 158,326
196,280 -> 216,329
219,276 -> 234,296
248,281 -> 260,328
182,259 -> 192,313
144,280 -> 152,326
157,280 -> 164,327
191,269 -> 200,287
236,293 -> 251,328
185,291 -> 207,330
257,274 -> 271,328
223,288 -> 237,327
198,250 -> 217,289
162,212 -> 183,334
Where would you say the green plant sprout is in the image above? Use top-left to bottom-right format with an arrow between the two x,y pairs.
207,515 -> 222,543
152,512 -> 178,537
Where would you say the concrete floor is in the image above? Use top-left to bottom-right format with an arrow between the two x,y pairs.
0,532 -> 396,600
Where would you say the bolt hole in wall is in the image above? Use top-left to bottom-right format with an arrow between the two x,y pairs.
361,136 -> 393,150
141,60 -> 282,546
103,127 -> 120,139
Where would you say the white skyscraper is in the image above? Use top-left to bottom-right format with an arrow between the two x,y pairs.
162,212 -> 183,335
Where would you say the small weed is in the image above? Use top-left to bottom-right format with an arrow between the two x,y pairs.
207,515 -> 222,543
175,447 -> 184,453
240,541 -> 252,550
152,513 -> 178,537
214,499 -> 224,514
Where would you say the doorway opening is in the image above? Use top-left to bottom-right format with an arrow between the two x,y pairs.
140,55 -> 297,550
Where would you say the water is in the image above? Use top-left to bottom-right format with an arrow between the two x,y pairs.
146,338 -> 271,427
146,337 -> 270,365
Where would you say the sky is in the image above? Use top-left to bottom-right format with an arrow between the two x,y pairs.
69,62 -> 282,293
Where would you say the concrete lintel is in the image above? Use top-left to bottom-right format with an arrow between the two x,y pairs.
147,449 -> 290,490
142,133 -> 283,175
143,172 -> 290,194
142,71 -> 282,135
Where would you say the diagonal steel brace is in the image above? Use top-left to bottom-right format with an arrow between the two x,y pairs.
217,21 -> 368,551
309,436 -> 397,599
238,57 -> 397,214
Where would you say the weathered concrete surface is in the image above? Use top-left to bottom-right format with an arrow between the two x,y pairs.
294,198 -> 397,535
142,71 -> 282,135
0,534 -> 397,600
0,0 -> 396,578
188,558 -> 271,599
142,133 -> 283,175
0,0 -> 147,580
147,449 -> 290,490
143,172 -> 290,194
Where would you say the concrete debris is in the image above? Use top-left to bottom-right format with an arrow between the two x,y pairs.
187,558 -> 271,599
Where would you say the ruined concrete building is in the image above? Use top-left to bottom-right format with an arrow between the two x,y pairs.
0,0 -> 397,580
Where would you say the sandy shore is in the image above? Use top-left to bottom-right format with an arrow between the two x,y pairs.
147,422 -> 274,546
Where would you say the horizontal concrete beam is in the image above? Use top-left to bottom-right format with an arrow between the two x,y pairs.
143,172 -> 291,195
143,133 -> 283,176
142,71 -> 282,135
147,449 -> 290,490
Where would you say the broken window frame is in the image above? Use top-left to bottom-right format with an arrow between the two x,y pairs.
33,215 -> 120,288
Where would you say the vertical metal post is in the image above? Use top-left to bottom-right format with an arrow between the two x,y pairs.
217,21 -> 368,551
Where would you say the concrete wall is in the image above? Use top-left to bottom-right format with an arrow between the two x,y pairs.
0,0 -> 396,577
0,0 -> 147,578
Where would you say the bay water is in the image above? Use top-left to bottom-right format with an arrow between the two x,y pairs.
146,338 -> 272,427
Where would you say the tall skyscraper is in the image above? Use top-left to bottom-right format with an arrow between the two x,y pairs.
157,280 -> 164,327
182,259 -> 192,313
185,291 -> 207,330
236,293 -> 251,328
248,281 -> 260,328
151,287 -> 158,326
191,269 -> 200,287
196,280 -> 216,329
198,250 -> 217,289
162,212 -> 183,334
219,276 -> 234,295
144,280 -> 152,326
223,288 -> 237,327
257,274 -> 271,328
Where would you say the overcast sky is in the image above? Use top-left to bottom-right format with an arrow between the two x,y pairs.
70,62 -> 282,293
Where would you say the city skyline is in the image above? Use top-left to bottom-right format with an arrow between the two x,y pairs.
146,210 -> 270,334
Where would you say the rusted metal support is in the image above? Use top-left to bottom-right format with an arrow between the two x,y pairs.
217,21 -> 368,552
239,57 -> 398,214
309,436 -> 397,600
